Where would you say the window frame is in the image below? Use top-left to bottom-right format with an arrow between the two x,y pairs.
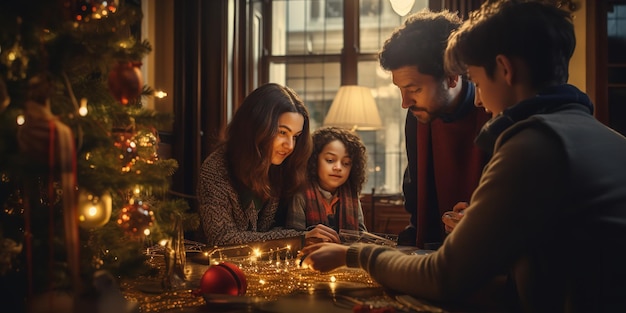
254,0 -> 414,195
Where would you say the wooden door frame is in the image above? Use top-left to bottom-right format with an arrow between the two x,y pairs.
586,1 -> 609,124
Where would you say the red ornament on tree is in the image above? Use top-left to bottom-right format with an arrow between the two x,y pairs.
200,262 -> 247,296
116,200 -> 154,237
113,132 -> 138,169
108,61 -> 143,105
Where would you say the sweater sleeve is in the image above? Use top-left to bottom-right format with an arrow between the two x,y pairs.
285,192 -> 307,230
344,125 -> 568,302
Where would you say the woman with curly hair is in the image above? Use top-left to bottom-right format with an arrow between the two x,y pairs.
287,126 -> 368,238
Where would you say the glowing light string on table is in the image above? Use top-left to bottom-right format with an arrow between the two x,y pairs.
126,240 -> 378,312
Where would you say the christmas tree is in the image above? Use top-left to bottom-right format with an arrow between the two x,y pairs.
0,0 -> 198,310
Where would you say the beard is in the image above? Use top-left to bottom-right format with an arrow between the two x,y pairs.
409,82 -> 455,124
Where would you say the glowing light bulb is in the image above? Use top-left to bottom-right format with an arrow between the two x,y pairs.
79,98 -> 88,116
154,90 -> 168,98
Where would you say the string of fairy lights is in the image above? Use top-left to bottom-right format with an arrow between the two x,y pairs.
124,242 -> 379,312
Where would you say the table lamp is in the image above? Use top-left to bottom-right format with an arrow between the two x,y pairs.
322,85 -> 383,131
389,0 -> 415,16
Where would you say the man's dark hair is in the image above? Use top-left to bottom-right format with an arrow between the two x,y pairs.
445,0 -> 575,89
379,9 -> 462,80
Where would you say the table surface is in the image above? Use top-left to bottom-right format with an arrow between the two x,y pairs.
122,258 -> 379,312
120,240 -> 478,313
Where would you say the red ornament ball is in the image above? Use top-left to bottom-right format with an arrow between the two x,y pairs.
116,201 -> 154,237
113,132 -> 138,167
108,62 -> 143,105
200,262 -> 247,296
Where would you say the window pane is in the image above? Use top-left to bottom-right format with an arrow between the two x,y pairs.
359,0 -> 429,53
608,3 -> 626,63
269,61 -> 341,130
326,0 -> 343,18
272,0 -> 343,55
269,59 -> 406,194
358,61 -> 405,194
266,0 -> 426,195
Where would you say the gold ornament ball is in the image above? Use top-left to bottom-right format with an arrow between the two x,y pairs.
78,190 -> 112,229
134,130 -> 159,160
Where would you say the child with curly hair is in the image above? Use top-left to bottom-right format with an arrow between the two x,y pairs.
287,126 -> 368,237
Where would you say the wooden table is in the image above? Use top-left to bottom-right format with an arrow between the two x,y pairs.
121,238 -> 452,313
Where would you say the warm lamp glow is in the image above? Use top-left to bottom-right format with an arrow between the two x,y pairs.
323,85 -> 383,131
390,0 -> 415,16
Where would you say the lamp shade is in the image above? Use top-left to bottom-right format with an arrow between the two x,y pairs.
323,85 -> 383,131
389,0 -> 415,16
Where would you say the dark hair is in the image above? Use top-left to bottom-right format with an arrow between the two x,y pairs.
445,0 -> 575,89
226,83 -> 312,199
308,127 -> 367,194
379,9 -> 462,80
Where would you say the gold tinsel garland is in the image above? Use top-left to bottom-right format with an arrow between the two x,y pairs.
121,252 -> 378,312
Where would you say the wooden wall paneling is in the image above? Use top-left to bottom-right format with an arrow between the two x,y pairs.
260,0 -> 272,85
233,0 -> 248,109
588,1 -> 610,125
361,194 -> 410,235
202,0 -> 230,157
172,0 -> 229,203
172,0 -> 201,200
440,0 -> 483,18
342,0 -> 359,85
429,0 -> 443,11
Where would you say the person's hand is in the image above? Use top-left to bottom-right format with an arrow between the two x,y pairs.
298,243 -> 348,272
442,201 -> 468,233
305,224 -> 341,245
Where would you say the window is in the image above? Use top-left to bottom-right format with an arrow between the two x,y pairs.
326,0 -> 343,18
259,0 -> 428,194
